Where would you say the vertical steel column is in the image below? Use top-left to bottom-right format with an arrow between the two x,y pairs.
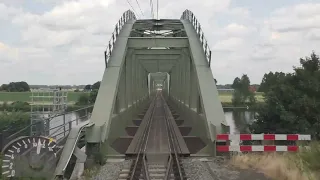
118,60 -> 127,112
137,60 -> 142,102
189,63 -> 198,110
126,50 -> 133,107
131,53 -> 137,105
184,50 -> 191,106
171,67 -> 176,99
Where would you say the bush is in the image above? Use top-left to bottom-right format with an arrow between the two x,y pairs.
0,101 -> 30,112
76,94 -> 90,105
75,90 -> 98,105
0,111 -> 30,134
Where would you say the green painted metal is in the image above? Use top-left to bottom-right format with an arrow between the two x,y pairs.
84,9 -> 229,159
54,122 -> 94,177
127,37 -> 189,48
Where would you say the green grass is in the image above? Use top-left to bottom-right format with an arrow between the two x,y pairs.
0,91 -> 88,103
219,93 -> 264,103
0,91 -> 264,103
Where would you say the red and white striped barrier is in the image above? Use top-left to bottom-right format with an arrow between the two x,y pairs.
216,134 -> 311,152
217,145 -> 299,152
217,134 -> 311,141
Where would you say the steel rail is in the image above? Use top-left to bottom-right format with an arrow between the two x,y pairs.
162,95 -> 184,180
129,94 -> 158,180
163,95 -> 174,180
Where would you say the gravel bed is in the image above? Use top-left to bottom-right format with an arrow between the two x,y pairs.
182,157 -> 271,180
181,158 -> 215,180
206,157 -> 240,180
90,159 -> 132,180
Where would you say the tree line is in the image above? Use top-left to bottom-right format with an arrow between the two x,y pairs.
76,81 -> 101,105
250,52 -> 320,140
0,81 -> 30,92
231,74 -> 256,106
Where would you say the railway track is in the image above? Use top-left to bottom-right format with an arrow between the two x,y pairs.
118,92 -> 187,180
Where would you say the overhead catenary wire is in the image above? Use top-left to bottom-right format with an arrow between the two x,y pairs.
150,0 -> 154,19
135,0 -> 144,17
126,0 -> 140,19
157,0 -> 159,19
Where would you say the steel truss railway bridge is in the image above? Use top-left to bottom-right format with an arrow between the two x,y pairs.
0,10 -> 310,180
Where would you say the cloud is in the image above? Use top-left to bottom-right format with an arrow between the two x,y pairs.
212,37 -> 244,52
0,3 -> 23,20
223,23 -> 256,37
0,42 -> 19,64
0,1 -> 320,85
266,3 -> 320,33
227,7 -> 250,18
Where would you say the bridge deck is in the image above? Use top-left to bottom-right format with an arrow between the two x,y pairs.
126,98 -> 189,155
146,99 -> 169,153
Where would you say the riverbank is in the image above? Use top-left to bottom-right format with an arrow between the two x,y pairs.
0,101 -> 264,112
0,91 -> 264,104
0,91 -> 87,102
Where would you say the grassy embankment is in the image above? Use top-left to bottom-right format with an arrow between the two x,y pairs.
218,91 -> 264,103
231,142 -> 320,180
0,91 -> 85,104
0,91 -> 264,105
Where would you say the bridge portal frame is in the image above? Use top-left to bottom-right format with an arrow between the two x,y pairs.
85,10 -> 229,162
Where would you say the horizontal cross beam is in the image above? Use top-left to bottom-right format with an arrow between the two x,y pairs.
127,37 -> 189,48
133,49 -> 182,55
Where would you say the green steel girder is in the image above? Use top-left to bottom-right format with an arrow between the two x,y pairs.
86,19 -> 150,145
135,19 -> 182,23
181,19 -> 228,137
85,16 -> 229,158
139,60 -> 178,73
133,19 -> 184,31
133,49 -> 182,55
135,54 -> 181,60
127,37 -> 189,48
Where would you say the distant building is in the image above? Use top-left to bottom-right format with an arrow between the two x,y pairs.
217,88 -> 234,93
249,86 -> 257,93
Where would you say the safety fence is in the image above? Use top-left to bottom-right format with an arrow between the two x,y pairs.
181,9 -> 212,67
104,10 -> 136,68
216,134 -> 311,152
0,105 -> 93,151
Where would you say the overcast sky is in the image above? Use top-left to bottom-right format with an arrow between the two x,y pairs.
0,0 -> 319,85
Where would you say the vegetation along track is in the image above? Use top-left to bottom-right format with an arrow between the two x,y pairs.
120,92 -> 187,180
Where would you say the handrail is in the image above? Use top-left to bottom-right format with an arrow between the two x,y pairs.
54,122 -> 94,177
104,10 -> 136,68
181,9 -> 212,67
6,105 -> 93,140
48,112 -> 91,142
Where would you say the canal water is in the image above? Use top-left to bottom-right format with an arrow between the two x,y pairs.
45,110 -> 89,140
48,110 -> 255,140
51,110 -> 254,133
224,110 -> 256,146
224,110 -> 255,134
1,110 -> 255,142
